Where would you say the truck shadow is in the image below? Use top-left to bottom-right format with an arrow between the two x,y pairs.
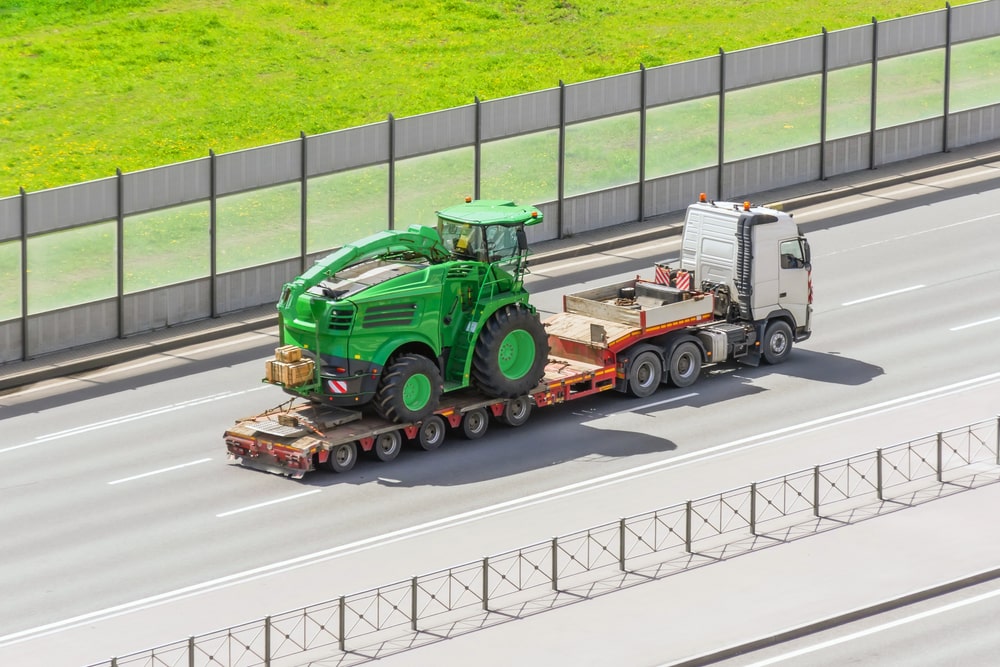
294,349 -> 882,489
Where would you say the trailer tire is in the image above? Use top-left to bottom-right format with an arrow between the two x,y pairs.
325,442 -> 358,473
374,353 -> 443,423
499,396 -> 532,427
417,415 -> 446,451
762,320 -> 793,364
374,430 -> 403,462
668,342 -> 702,388
472,304 -> 549,399
461,407 -> 490,440
628,351 -> 662,398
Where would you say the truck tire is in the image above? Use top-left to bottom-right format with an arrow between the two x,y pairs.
373,430 -> 402,462
374,353 -> 443,423
460,407 -> 490,440
472,304 -> 549,399
762,320 -> 793,364
325,442 -> 358,473
417,415 -> 446,451
628,351 -> 662,398
498,396 -> 532,427
668,342 -> 702,388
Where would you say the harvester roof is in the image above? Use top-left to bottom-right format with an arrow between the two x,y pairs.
437,199 -> 543,227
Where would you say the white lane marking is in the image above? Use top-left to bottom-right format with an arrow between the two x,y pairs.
3,371 -> 999,648
817,212 -> 1000,258
951,314 -> 1000,332
740,585 -> 1000,666
215,489 -> 322,519
842,285 -> 925,307
7,333 -> 275,396
107,459 -> 213,485
613,392 -> 698,414
216,489 -> 322,518
0,386 -> 270,456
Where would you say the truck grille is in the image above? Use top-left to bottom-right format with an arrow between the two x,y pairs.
362,303 -> 417,328
328,306 -> 354,331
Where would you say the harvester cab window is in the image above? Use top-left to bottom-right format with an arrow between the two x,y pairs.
485,224 -> 519,263
441,220 -> 486,261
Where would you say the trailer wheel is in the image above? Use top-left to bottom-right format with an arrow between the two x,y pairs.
499,396 -> 532,427
325,442 -> 358,473
461,407 -> 490,440
417,415 -> 446,451
763,320 -> 793,364
374,353 -> 443,423
668,342 -> 702,388
374,430 -> 403,462
628,351 -> 662,398
472,304 -> 549,398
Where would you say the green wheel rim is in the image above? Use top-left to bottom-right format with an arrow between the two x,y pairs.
402,373 -> 432,411
497,329 -> 535,380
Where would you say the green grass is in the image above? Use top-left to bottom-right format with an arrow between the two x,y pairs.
0,0 -> 984,195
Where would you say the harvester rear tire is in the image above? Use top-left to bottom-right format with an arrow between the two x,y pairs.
374,353 -> 443,424
472,304 -> 548,398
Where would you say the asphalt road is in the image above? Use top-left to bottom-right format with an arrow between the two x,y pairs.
1,163 -> 999,666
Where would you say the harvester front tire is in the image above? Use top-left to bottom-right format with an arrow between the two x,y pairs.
472,304 -> 548,398
374,354 -> 443,424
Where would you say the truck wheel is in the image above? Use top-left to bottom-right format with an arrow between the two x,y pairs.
499,396 -> 532,427
668,342 -> 702,388
325,442 -> 357,473
374,353 -> 443,423
628,351 -> 662,398
461,407 -> 489,440
374,430 -> 402,462
763,320 -> 793,364
472,304 -> 549,398
417,415 -> 446,451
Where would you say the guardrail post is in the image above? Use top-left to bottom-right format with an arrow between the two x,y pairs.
264,615 -> 271,666
749,483 -> 757,536
188,636 -> 195,667
685,501 -> 693,553
813,466 -> 820,517
551,537 -> 559,591
411,576 -> 418,632
111,659 -> 118,667
995,416 -> 999,465
482,557 -> 489,611
619,518 -> 627,571
937,431 -> 944,482
876,449 -> 884,501
338,596 -> 346,652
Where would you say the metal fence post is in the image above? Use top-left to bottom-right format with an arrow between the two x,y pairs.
208,148 -> 218,318
474,96 -> 482,200
638,64 -> 647,221
411,576 -> 418,632
750,483 -> 757,536
995,416 -> 999,466
937,431 -> 944,482
264,615 -> 271,667
188,636 -> 195,667
685,501 -> 693,553
869,17 -> 879,170
717,48 -> 726,199
819,27 -> 828,181
338,595 -> 346,652
619,518 -> 627,571
19,186 -> 28,361
387,113 -> 395,231
813,466 -> 820,517
115,167 -> 124,340
943,2 -> 953,154
111,659 -> 118,667
557,80 -> 565,239
482,557 -> 489,611
551,537 -> 559,591
876,448 -> 884,501
299,130 -> 308,274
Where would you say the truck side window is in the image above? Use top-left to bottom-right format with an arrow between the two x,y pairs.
780,239 -> 805,269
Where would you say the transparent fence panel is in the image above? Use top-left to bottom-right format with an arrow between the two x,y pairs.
0,240 -> 20,320
564,112 -> 640,197
27,221 -> 115,314
950,36 -> 1000,113
646,96 -> 719,178
480,130 -> 559,205
307,164 -> 389,254
124,201 -> 210,293
217,182 -> 300,273
394,146 -> 473,228
826,64 -> 872,140
725,75 -> 821,161
876,49 -> 945,128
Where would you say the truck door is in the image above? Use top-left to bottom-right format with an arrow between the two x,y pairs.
777,237 -> 811,333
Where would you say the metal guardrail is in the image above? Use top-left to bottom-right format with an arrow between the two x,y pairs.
84,416 -> 1000,667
